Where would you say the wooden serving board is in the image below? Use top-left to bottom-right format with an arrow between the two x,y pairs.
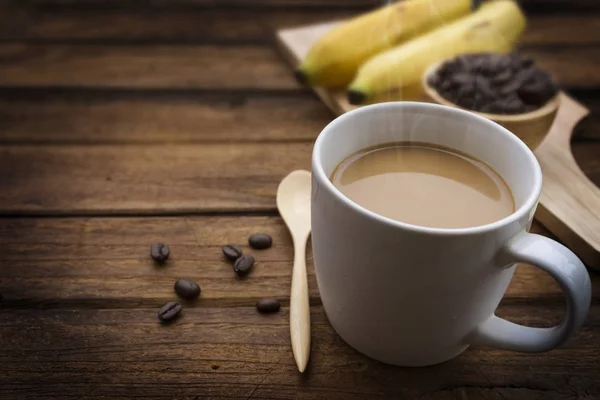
276,21 -> 600,270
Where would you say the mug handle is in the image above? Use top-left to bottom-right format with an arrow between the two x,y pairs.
469,232 -> 591,352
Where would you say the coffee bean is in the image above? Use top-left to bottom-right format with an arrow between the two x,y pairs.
234,254 -> 255,277
491,69 -> 513,86
455,54 -> 474,71
248,234 -> 272,250
496,95 -> 526,114
518,81 -> 548,105
174,279 -> 201,300
516,67 -> 537,87
457,90 -> 486,111
508,52 -> 523,70
151,243 -> 170,263
158,301 -> 182,323
450,73 -> 472,87
478,103 -> 496,114
456,84 -> 475,102
499,79 -> 522,96
222,244 -> 243,262
256,298 -> 281,313
520,56 -> 535,68
432,53 -> 558,115
486,53 -> 509,71
440,78 -> 453,92
471,56 -> 489,75
475,76 -> 496,99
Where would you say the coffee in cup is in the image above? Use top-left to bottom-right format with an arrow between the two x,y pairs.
330,142 -> 515,229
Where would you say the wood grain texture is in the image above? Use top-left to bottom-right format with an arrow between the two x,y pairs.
0,6 -> 599,46
535,96 -> 600,268
0,44 -> 299,90
15,0 -> 600,12
0,43 -> 598,90
0,217 -> 598,399
0,89 -> 597,144
0,7 -> 357,43
573,90 -> 600,140
1,217 -> 597,309
0,92 -> 331,143
0,143 -> 311,214
0,2 -> 598,398
0,142 -> 598,215
0,305 -> 598,399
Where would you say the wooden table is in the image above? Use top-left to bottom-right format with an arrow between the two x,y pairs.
0,1 -> 599,399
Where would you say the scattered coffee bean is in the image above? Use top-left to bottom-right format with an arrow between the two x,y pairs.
429,52 -> 558,115
151,243 -> 170,263
256,298 -> 281,313
233,254 -> 255,277
248,234 -> 272,250
158,301 -> 182,323
174,279 -> 201,300
222,244 -> 243,262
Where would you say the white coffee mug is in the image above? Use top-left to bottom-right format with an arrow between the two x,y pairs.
311,101 -> 592,367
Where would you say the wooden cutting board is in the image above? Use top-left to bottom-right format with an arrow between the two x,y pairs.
276,21 -> 600,270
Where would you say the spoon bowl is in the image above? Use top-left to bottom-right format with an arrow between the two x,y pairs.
277,170 -> 312,238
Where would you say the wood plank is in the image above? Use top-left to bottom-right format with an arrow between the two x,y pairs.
523,47 -> 600,88
572,90 -> 600,141
0,142 -> 598,215
0,217 -> 597,309
16,0 -> 600,13
0,43 -> 597,90
0,89 -> 597,144
0,305 -> 598,399
1,6 -> 599,47
524,15 -> 600,46
0,92 -> 331,143
0,44 -> 299,90
0,143 -> 311,214
0,7 -> 356,43
572,141 -> 600,182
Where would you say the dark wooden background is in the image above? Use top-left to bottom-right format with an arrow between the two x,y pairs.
0,0 -> 599,399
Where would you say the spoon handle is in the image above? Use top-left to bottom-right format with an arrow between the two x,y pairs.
290,235 -> 311,373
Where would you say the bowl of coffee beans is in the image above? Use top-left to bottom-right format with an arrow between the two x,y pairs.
423,52 -> 560,149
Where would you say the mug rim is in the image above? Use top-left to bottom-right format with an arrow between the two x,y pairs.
312,101 -> 543,236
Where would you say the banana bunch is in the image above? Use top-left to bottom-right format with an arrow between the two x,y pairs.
296,0 -> 527,105
296,0 -> 473,88
348,1 -> 526,104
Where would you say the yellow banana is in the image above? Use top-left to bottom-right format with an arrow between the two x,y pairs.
295,0 -> 473,88
348,0 -> 527,104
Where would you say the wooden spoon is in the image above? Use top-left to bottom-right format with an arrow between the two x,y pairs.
276,169 -> 312,373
